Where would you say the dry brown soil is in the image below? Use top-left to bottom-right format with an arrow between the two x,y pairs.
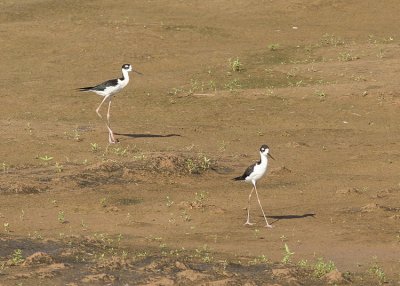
1,0 -> 400,285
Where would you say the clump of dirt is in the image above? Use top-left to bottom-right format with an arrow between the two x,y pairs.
0,182 -> 46,194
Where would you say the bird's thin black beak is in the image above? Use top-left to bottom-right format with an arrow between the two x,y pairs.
133,69 -> 143,75
268,153 -> 275,160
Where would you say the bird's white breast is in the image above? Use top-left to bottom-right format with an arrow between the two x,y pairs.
246,158 -> 268,183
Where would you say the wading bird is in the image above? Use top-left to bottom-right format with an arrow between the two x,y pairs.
77,64 -> 142,143
233,144 -> 275,228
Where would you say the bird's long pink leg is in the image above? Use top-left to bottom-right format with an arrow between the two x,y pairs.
107,100 -> 112,125
254,185 -> 273,228
106,123 -> 116,144
96,96 -> 109,118
106,100 -> 117,143
244,186 -> 255,226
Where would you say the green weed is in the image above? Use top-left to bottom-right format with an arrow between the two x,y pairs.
39,155 -> 53,162
369,262 -> 386,283
166,196 -> 174,207
11,249 -> 24,265
229,57 -> 243,72
313,257 -> 336,278
58,211 -> 66,224
268,43 -> 280,51
91,143 -> 100,152
3,222 -> 9,233
224,78 -> 241,91
282,243 -> 294,264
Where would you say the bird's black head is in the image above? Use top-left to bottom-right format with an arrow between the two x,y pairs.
122,64 -> 132,71
260,144 -> 269,153
260,144 -> 275,160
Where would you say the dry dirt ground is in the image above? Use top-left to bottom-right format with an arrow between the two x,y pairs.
1,0 -> 400,285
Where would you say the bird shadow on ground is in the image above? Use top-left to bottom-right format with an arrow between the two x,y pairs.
114,133 -> 181,139
267,213 -> 316,224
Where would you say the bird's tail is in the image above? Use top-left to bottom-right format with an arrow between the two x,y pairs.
76,86 -> 93,92
232,175 -> 245,181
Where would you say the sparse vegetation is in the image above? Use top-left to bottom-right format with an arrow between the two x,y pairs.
166,196 -> 174,207
38,155 -> 54,162
224,78 -> 241,91
185,155 -> 212,174
91,142 -> 100,152
194,244 -> 214,263
338,52 -> 359,62
268,43 -> 280,51
313,257 -> 336,278
10,249 -> 24,265
248,254 -> 269,265
55,162 -> 63,173
314,90 -> 326,98
2,162 -> 9,174
58,211 -> 66,224
3,222 -> 10,233
282,243 -> 294,264
369,261 -> 386,283
318,33 -> 345,47
229,57 -> 243,72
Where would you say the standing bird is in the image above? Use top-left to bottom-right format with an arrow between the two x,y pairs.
233,144 -> 275,228
77,64 -> 142,144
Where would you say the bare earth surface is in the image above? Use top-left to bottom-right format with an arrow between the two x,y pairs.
1,0 -> 400,285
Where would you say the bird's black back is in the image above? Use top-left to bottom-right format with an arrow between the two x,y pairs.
78,78 -> 120,92
233,161 -> 259,181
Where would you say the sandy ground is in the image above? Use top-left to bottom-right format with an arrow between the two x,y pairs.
1,0 -> 400,285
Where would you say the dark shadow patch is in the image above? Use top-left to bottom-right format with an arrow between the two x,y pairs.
268,213 -> 316,224
116,198 -> 143,206
114,133 -> 181,139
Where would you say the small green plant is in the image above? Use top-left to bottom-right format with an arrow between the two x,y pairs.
91,143 -> 99,152
338,52 -> 358,62
73,128 -> 81,141
190,191 -> 208,209
100,198 -> 107,208
194,244 -> 213,263
298,259 -> 309,268
218,141 -> 227,152
369,262 -> 386,283
11,249 -> 24,265
113,147 -> 128,156
249,254 -> 269,265
26,122 -> 33,135
39,155 -> 53,162
3,222 -> 10,233
254,228 -> 260,238
181,210 -> 191,222
282,243 -> 294,264
57,211 -> 66,224
377,48 -> 385,59
229,57 -> 243,72
268,43 -> 280,51
224,78 -> 241,91
314,90 -> 326,98
81,220 -> 88,230
313,257 -> 336,278
2,162 -> 9,174
186,158 -> 196,173
54,162 -> 63,173
29,231 -> 43,240
319,33 -> 344,47
186,155 -> 212,174
166,196 -> 174,207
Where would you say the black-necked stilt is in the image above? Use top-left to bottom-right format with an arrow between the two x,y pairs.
233,144 -> 275,228
77,64 -> 142,144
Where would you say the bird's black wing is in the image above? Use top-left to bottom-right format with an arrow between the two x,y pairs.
233,162 -> 257,181
77,78 -> 119,92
